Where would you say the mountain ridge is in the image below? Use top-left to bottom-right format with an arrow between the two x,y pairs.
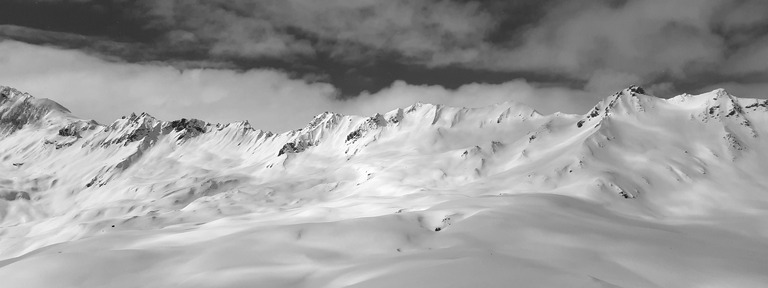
1,85 -> 767,218
3,84 -> 766,197
0,84 -> 611,136
4,84 -> 768,287
5,84 -> 764,137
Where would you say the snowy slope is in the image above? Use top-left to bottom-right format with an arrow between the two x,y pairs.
1,85 -> 768,287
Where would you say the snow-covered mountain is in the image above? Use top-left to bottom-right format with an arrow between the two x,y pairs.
2,85 -> 768,287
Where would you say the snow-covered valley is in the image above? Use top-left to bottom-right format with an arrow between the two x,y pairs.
1,85 -> 768,287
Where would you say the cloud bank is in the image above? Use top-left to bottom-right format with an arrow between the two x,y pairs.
96,0 -> 768,98
0,40 -> 593,132
2,0 -> 767,130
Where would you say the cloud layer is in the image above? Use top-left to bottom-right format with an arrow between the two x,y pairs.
121,0 -> 768,96
1,0 -> 767,129
0,40 -> 595,132
137,0 -> 496,62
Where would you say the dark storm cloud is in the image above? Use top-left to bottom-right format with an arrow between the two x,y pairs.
136,0 -> 497,62
478,0 -> 768,93
4,1 -> 768,69
0,0 -> 158,42
29,1 -> 768,92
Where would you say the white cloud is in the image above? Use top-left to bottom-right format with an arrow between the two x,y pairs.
339,80 -> 598,117
0,40 -> 596,132
14,0 -> 768,99
0,40 -> 336,132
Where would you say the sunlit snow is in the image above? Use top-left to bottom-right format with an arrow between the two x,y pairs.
1,85 -> 768,287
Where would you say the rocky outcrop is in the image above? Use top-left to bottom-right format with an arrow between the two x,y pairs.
346,114 -> 386,143
277,140 -> 314,156
577,86 -> 649,128
1,87 -> 47,133
165,118 -> 208,140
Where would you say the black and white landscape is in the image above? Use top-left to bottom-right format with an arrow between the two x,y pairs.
1,1 -> 768,287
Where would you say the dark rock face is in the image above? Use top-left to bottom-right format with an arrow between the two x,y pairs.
576,107 -> 602,128
277,140 -> 314,156
57,121 -> 98,138
346,114 -> 387,143
589,108 -> 600,118
102,113 -> 160,146
0,88 -> 47,133
576,86 -> 648,128
346,130 -> 363,142
58,125 -> 81,137
745,100 -> 768,110
127,127 -> 153,142
388,112 -> 403,124
305,112 -> 341,131
169,118 -> 206,133
278,142 -> 299,156
167,118 -> 207,140
105,114 -> 208,146
627,85 -> 646,95
709,105 -> 720,115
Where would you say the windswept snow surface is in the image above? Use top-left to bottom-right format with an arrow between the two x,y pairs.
1,85 -> 768,287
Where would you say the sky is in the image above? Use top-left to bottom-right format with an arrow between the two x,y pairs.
0,0 -> 767,132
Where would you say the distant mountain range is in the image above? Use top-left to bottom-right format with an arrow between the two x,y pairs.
2,85 -> 768,287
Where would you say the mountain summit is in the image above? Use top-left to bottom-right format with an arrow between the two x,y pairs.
1,84 -> 767,205
0,86 -> 74,133
2,85 -> 768,287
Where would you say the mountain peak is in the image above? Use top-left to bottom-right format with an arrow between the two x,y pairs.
0,86 -> 73,133
1,86 -> 72,113
575,86 -> 654,128
666,88 -> 742,110
624,85 -> 646,95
